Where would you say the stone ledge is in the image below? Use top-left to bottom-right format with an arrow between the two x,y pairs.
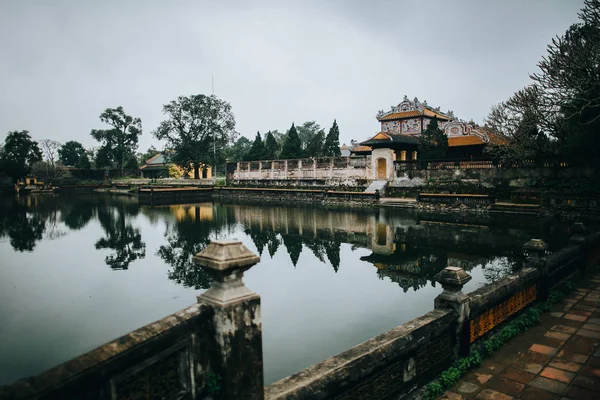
265,309 -> 454,400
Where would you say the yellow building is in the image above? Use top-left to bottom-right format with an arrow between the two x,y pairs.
139,153 -> 212,179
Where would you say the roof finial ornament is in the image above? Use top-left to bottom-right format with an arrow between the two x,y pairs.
403,94 -> 409,102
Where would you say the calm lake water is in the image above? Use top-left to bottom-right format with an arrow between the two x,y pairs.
0,194 -> 572,386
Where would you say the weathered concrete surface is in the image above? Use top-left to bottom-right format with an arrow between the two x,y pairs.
0,303 -> 215,400
265,309 -> 455,400
213,187 -> 379,206
468,268 -> 540,317
439,270 -> 600,400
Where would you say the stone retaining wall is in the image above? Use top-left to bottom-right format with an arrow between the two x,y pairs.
138,187 -> 213,205
213,187 -> 379,205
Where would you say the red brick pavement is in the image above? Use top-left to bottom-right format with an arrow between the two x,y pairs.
439,273 -> 600,400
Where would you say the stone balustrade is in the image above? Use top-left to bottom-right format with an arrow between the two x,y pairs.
2,225 -> 599,400
229,156 -> 372,183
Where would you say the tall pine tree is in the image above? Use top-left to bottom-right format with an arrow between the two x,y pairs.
323,120 -> 341,156
418,117 -> 448,159
245,131 -> 265,161
263,131 -> 280,160
303,129 -> 325,158
280,123 -> 303,159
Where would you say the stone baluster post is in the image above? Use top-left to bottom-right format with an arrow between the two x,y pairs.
434,267 -> 472,357
284,160 -> 288,179
298,159 -> 302,178
270,161 -> 275,179
312,158 -> 317,179
193,241 -> 264,400
523,239 -> 549,301
329,158 -> 334,179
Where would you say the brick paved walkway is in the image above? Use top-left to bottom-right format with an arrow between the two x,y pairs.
440,271 -> 600,400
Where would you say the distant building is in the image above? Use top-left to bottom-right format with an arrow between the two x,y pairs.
359,96 -> 500,180
139,153 -> 212,179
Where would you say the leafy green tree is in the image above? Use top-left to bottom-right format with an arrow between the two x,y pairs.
296,121 -> 321,150
77,151 -> 92,169
95,145 -> 113,169
419,117 -> 448,159
322,120 -> 341,157
225,136 -> 252,162
303,129 -> 325,158
263,131 -> 280,160
90,107 -> 142,175
0,130 -> 42,181
245,131 -> 265,161
124,155 -> 139,170
280,123 -> 303,159
153,94 -> 237,179
530,0 -> 600,164
59,141 -> 86,166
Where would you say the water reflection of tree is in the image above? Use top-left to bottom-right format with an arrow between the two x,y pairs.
0,196 -> 53,251
95,202 -> 146,270
481,257 -> 519,284
242,220 -> 343,271
157,205 -> 230,290
0,207 -> 45,251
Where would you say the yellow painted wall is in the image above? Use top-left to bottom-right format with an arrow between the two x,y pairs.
168,164 -> 212,179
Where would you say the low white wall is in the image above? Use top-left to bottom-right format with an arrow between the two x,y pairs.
232,156 -> 372,181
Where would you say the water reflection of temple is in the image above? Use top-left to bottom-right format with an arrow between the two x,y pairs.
215,205 -> 540,289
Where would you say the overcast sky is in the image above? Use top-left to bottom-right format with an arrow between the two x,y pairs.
0,0 -> 584,151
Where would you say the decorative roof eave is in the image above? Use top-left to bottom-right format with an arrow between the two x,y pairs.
360,132 -> 420,147
376,95 -> 453,121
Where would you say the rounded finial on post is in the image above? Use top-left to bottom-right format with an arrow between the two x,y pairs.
434,266 -> 472,310
193,241 -> 260,306
523,239 -> 548,258
436,266 -> 472,293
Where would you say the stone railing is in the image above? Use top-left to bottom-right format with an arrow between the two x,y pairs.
2,226 -> 599,400
229,156 -> 372,182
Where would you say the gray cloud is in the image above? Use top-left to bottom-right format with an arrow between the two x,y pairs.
0,0 -> 583,151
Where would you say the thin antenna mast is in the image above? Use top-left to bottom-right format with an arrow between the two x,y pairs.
212,75 -> 216,178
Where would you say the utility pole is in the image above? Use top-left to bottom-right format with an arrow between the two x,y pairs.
212,75 -> 216,179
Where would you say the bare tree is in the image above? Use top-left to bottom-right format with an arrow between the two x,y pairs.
484,86 -> 552,163
40,139 -> 61,168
